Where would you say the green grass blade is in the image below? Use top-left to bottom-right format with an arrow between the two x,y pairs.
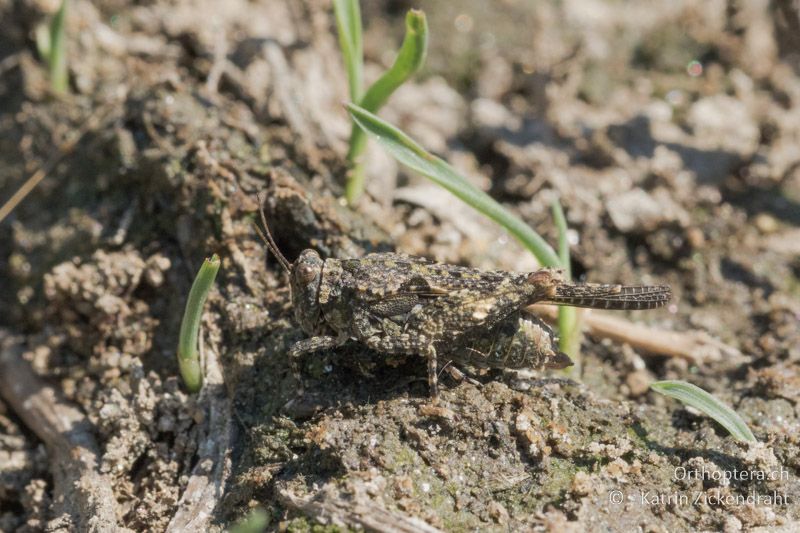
650,380 -> 757,442
333,0 -> 363,103
345,9 -> 428,204
551,200 -> 571,279
228,508 -> 268,533
551,200 -> 580,362
35,24 -> 52,63
347,103 -> 560,267
49,0 -> 68,94
359,10 -> 427,116
177,254 -> 221,393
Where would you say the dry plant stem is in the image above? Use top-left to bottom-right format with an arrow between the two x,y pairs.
0,333 -> 120,532
0,105 -> 113,224
531,304 -> 740,364
167,340 -> 233,532
278,486 -> 444,533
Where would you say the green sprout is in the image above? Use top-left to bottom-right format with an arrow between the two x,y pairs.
228,508 -> 268,533
347,103 -> 559,265
35,0 -> 69,94
334,1 -> 428,204
333,0 -> 363,103
551,200 -> 581,368
651,380 -> 757,442
177,254 -> 221,393
347,104 -> 587,362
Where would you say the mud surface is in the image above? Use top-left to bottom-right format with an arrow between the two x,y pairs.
1,0 -> 799,531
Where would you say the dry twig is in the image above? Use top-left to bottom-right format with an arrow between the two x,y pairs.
0,105 -> 115,224
531,304 -> 743,365
0,332 -> 122,532
166,332 -> 234,531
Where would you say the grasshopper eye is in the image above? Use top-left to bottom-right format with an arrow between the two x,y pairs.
297,263 -> 316,284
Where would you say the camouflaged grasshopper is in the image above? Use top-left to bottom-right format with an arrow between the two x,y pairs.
255,202 -> 671,400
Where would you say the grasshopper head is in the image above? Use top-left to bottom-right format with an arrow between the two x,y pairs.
252,194 -> 325,335
290,249 -> 324,334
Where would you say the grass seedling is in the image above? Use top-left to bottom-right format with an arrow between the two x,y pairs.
333,0 -> 363,103
347,103 -> 560,266
551,200 -> 581,371
651,380 -> 757,442
35,0 -> 69,94
334,2 -> 428,204
177,254 -> 221,393
228,508 -> 268,533
346,104 -> 588,354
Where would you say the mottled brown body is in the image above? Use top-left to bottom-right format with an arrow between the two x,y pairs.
254,189 -> 670,400
280,249 -> 671,399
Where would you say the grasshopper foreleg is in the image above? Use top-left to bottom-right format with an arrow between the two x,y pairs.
287,335 -> 347,394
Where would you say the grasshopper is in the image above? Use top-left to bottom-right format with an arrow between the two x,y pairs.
255,201 -> 671,400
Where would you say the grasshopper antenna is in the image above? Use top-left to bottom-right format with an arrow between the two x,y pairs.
254,191 -> 291,273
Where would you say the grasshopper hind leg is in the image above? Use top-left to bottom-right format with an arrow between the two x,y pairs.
545,283 -> 671,310
441,361 -> 483,388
